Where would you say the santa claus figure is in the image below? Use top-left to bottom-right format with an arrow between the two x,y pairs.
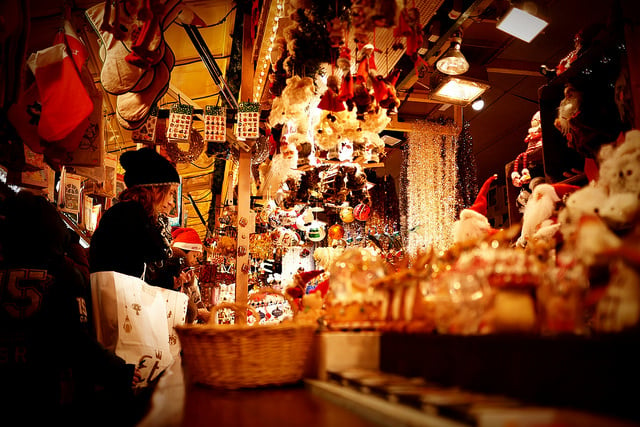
517,183 -> 580,247
452,174 -> 498,244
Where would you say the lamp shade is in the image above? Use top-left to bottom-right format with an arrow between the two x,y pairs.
436,42 -> 469,75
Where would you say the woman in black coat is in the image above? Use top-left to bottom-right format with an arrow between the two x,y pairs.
89,147 -> 180,287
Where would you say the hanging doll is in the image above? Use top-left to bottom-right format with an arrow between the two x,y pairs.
394,5 -> 422,58
369,67 -> 402,115
317,74 -> 346,121
345,44 -> 377,121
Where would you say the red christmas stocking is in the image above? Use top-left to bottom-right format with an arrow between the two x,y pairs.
27,21 -> 93,142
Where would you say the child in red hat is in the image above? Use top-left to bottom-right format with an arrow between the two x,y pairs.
171,227 -> 210,323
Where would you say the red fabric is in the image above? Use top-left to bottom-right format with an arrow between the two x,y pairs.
337,72 -> 354,102
34,21 -> 92,143
317,88 -> 346,112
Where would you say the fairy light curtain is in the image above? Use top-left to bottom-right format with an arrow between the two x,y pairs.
405,119 -> 459,255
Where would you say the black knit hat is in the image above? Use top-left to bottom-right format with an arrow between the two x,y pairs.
120,147 -> 180,188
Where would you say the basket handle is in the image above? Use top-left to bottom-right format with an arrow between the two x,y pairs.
249,286 -> 298,316
209,302 -> 260,326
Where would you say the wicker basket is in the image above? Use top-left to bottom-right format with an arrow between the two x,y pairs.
175,288 -> 316,389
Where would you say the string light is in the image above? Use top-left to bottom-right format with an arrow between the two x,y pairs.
406,120 -> 460,256
253,0 -> 284,102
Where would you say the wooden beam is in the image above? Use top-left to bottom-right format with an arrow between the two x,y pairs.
486,59 -> 543,77
234,12 -> 255,324
386,116 -> 415,132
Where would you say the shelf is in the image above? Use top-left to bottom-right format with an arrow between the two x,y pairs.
379,332 -> 640,423
539,24 -> 627,182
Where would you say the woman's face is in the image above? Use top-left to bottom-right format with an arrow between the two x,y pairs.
154,184 -> 178,216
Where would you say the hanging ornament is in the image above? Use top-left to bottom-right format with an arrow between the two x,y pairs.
340,206 -> 355,223
306,221 -> 326,242
165,128 -> 205,163
236,102 -> 260,140
167,103 -> 193,141
353,203 -> 371,221
328,223 -> 345,240
274,227 -> 301,247
252,131 -> 270,165
204,105 -> 226,142
131,106 -> 158,143
295,208 -> 314,232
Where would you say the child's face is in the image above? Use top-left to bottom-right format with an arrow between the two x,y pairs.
185,250 -> 203,266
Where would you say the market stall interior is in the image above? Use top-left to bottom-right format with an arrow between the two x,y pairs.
2,0 -> 640,425
13,0 -> 635,238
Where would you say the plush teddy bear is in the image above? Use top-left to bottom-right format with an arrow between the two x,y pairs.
557,183 -> 609,243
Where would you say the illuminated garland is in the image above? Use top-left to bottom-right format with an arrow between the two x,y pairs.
456,121 -> 478,215
406,119 -> 459,256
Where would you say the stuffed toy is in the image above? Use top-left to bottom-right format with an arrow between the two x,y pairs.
599,192 -> 640,231
557,183 -> 609,243
597,130 -> 640,195
452,174 -> 497,245
593,258 -> 640,332
268,75 -> 316,133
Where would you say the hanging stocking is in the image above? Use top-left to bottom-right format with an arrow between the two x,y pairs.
127,0 -> 165,67
26,21 -> 93,143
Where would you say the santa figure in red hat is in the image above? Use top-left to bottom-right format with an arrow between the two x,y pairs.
517,182 -> 580,248
453,174 -> 498,244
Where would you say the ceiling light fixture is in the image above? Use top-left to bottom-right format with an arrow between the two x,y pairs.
436,32 -> 469,76
430,76 -> 489,106
471,97 -> 485,111
496,1 -> 548,43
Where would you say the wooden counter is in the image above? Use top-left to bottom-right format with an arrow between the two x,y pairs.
136,357 -> 379,427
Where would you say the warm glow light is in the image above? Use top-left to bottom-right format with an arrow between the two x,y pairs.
431,77 -> 489,105
497,7 -> 548,43
471,98 -> 485,111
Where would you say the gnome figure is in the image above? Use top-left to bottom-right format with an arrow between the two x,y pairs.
452,174 -> 498,244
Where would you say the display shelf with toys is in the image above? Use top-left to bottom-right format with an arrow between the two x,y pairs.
538,12 -> 631,184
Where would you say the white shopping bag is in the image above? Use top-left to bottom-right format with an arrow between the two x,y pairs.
90,271 -> 188,389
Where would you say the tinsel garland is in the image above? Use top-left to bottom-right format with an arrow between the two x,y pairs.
405,119 -> 459,256
455,121 -> 479,215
